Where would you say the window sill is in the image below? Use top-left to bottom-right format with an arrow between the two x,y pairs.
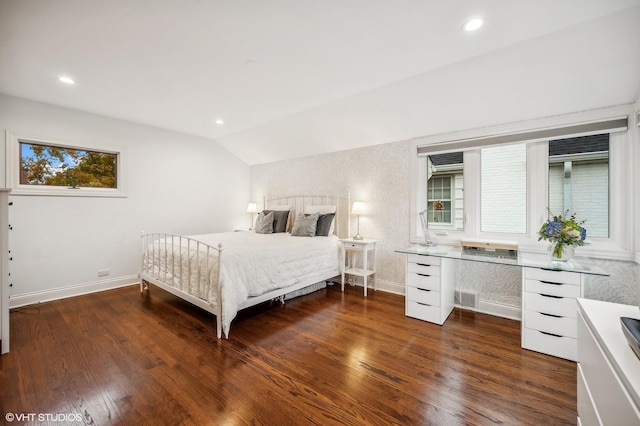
10,186 -> 127,198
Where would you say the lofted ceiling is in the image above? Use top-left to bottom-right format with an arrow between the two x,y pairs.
1,0 -> 640,165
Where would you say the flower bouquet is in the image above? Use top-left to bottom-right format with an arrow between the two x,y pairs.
538,210 -> 586,261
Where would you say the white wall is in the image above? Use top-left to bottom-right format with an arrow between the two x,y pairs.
0,95 -> 250,304
251,141 -> 411,294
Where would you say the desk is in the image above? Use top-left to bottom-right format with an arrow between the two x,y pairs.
396,245 -> 608,361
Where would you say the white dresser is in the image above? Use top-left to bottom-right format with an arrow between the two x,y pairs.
577,298 -> 640,425
522,267 -> 584,361
0,189 -> 11,354
404,253 -> 454,325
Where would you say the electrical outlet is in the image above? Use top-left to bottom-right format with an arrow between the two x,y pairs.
98,269 -> 110,277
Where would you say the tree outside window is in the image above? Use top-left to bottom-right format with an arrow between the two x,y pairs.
20,142 -> 117,189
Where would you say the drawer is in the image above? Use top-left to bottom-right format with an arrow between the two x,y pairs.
525,292 -> 577,318
407,261 -> 440,277
523,267 -> 581,285
343,241 -> 374,251
406,300 -> 444,324
577,363 -> 601,426
525,278 -> 581,298
406,286 -> 441,307
407,272 -> 440,291
522,327 -> 576,361
407,253 -> 441,266
523,310 -> 577,338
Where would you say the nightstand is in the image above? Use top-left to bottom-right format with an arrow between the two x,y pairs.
340,238 -> 377,296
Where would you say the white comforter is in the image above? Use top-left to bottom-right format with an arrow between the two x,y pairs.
143,231 -> 340,336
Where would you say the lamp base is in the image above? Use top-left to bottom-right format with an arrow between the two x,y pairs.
352,234 -> 363,240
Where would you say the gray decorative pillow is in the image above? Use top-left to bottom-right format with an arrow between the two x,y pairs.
254,211 -> 274,234
306,213 -> 335,236
262,210 -> 290,233
291,213 -> 319,237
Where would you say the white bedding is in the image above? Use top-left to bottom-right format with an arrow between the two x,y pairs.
143,231 -> 340,336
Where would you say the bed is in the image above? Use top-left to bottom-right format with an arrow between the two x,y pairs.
139,195 -> 348,338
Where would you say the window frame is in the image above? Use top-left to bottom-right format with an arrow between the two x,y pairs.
6,131 -> 127,197
410,104 -> 634,260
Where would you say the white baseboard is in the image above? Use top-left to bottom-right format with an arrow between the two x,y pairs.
334,276 -> 404,296
9,275 -> 139,309
456,300 -> 522,321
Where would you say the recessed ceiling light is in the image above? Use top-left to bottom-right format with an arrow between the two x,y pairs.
59,76 -> 75,84
464,18 -> 483,32
215,119 -> 224,125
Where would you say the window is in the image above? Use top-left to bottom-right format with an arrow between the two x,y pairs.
481,144 -> 526,234
548,134 -> 609,238
20,142 -> 117,188
6,131 -> 126,197
427,176 -> 452,224
418,152 -> 464,235
411,107 -> 631,256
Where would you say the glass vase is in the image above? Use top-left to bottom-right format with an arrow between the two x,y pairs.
549,243 -> 574,262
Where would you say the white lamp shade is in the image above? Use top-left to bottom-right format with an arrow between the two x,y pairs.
246,202 -> 259,213
351,201 -> 366,215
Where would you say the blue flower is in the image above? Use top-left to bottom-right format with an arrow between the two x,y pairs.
544,221 -> 562,237
538,210 -> 587,247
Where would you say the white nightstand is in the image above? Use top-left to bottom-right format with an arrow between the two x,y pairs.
340,238 -> 377,297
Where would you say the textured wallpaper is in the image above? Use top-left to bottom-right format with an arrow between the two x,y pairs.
251,139 -> 639,315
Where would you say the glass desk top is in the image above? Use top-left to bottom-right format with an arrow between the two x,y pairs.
396,245 -> 608,277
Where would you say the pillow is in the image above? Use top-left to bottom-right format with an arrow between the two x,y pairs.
263,209 -> 290,233
303,205 -> 336,215
306,213 -> 335,236
304,205 -> 337,235
254,211 -> 274,234
291,213 -> 319,237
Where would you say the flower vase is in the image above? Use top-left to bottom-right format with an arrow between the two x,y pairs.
549,243 -> 574,262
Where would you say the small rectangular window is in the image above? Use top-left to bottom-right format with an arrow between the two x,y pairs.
6,131 -> 125,197
20,142 -> 117,188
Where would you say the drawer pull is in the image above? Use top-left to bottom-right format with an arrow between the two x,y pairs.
416,263 -> 432,267
539,330 -> 563,338
539,293 -> 562,299
416,302 -> 432,307
539,312 -> 562,318
416,288 -> 431,292
540,280 -> 563,286
416,273 -> 431,277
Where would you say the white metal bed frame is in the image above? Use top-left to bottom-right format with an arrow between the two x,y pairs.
140,194 -> 348,339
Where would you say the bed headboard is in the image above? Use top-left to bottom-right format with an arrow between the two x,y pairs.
263,194 -> 350,238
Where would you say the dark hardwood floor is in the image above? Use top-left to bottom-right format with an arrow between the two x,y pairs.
1,283 -> 577,425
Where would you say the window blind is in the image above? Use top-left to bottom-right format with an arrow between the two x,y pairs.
417,117 -> 628,155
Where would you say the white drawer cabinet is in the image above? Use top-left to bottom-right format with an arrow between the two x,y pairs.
576,299 -> 640,425
521,267 -> 584,361
405,254 -> 453,326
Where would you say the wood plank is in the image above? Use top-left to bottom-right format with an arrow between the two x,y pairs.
1,284 -> 577,425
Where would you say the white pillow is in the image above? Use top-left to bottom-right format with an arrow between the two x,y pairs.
269,204 -> 291,211
303,205 -> 336,215
304,205 -> 337,234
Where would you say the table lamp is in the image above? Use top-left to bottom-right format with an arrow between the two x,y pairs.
351,201 -> 366,240
247,202 -> 259,230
